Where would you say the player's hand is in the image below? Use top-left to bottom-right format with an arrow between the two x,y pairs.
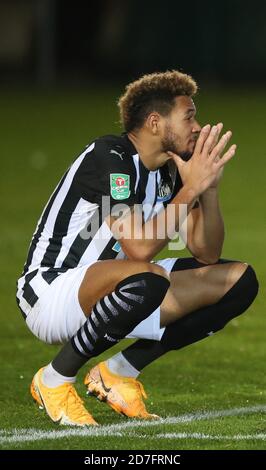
167,124 -> 236,197
207,122 -> 227,188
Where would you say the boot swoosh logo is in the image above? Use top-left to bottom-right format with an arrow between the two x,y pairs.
99,371 -> 111,394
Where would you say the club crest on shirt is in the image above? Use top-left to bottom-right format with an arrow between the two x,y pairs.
157,179 -> 172,202
110,173 -> 130,200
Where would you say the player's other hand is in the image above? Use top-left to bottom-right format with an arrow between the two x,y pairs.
167,124 -> 236,197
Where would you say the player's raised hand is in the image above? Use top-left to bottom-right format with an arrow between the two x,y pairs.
167,124 -> 236,197
209,122 -> 223,153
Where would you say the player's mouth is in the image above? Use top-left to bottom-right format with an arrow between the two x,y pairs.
189,139 -> 197,150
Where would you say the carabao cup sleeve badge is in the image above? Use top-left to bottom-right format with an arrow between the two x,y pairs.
110,173 -> 131,200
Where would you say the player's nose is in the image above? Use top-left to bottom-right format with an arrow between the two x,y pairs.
193,120 -> 201,133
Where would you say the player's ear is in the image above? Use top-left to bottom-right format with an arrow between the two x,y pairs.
146,112 -> 160,135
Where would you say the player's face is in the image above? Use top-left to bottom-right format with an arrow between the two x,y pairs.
161,96 -> 201,161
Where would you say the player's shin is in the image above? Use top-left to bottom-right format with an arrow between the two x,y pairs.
51,272 -> 169,377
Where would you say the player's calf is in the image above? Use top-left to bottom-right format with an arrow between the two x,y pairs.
161,264 -> 259,351
73,271 -> 170,358
51,271 -> 170,380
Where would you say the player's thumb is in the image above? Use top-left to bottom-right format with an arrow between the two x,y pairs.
167,151 -> 184,169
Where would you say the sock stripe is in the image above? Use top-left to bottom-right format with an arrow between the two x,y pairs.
117,290 -> 144,303
113,289 -> 139,309
103,295 -> 119,317
72,336 -> 89,357
107,291 -> 132,311
81,330 -> 94,352
91,306 -> 105,326
77,328 -> 93,353
90,312 -> 100,327
86,322 -> 98,342
83,322 -> 95,347
94,301 -> 110,323
119,279 -> 146,291
112,292 -> 133,312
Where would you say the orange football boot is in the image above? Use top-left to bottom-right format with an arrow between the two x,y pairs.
31,367 -> 98,426
84,361 -> 159,419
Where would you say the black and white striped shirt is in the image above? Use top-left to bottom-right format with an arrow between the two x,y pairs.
16,134 -> 182,317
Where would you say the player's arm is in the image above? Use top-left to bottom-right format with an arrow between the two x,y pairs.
109,125 -> 236,262
182,123 -> 230,264
108,186 -> 197,261
79,137 -> 196,261
184,189 -> 224,264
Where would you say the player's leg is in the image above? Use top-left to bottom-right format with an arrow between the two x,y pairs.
78,259 -> 170,315
121,259 -> 258,371
31,259 -> 170,425
85,258 -> 258,417
159,259 -> 249,326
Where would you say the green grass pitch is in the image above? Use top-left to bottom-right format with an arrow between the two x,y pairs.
0,86 -> 265,450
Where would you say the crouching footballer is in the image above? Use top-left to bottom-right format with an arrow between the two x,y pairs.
16,70 -> 259,426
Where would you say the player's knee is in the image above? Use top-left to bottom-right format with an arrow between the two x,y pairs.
133,261 -> 169,281
231,263 -> 259,310
242,264 -> 259,304
229,261 -> 249,285
146,263 -> 170,281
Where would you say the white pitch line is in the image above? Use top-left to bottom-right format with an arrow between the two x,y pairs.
151,432 -> 266,441
126,431 -> 266,441
1,404 -> 266,445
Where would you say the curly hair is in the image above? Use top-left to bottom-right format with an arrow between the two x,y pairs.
118,70 -> 197,132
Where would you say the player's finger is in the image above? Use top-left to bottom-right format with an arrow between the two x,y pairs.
202,125 -> 219,156
217,144 -> 237,167
193,124 -> 211,154
210,130 -> 232,161
217,122 -> 223,133
167,152 -> 185,170
209,122 -> 223,152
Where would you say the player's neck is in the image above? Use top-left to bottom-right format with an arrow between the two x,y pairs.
127,131 -> 168,171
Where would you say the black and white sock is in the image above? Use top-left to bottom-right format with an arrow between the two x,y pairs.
52,272 -> 169,377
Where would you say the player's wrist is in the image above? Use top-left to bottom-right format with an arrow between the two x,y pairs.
179,185 -> 198,204
200,186 -> 219,200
